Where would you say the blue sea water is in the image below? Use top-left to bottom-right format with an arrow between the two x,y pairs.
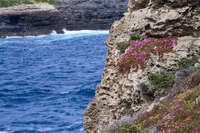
0,30 -> 108,133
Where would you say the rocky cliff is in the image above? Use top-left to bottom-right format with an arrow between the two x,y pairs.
55,0 -> 128,30
0,3 -> 65,37
84,0 -> 200,132
0,0 -> 128,37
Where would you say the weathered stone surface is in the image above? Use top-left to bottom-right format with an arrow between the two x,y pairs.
125,0 -> 200,38
0,3 -> 65,37
128,0 -> 149,12
84,0 -> 200,132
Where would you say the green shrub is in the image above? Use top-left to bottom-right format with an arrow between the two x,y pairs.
0,0 -> 9,7
185,89 -> 200,104
55,1 -> 62,5
148,72 -> 174,89
184,100 -> 193,109
130,35 -> 140,41
0,0 -> 33,7
21,0 -> 33,4
178,57 -> 198,70
108,123 -> 141,133
117,42 -> 130,54
49,0 -> 55,4
35,0 -> 60,4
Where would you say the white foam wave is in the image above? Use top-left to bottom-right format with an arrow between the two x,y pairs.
63,29 -> 109,35
3,29 -> 109,40
5,36 -> 21,39
0,131 -> 8,133
80,128 -> 84,131
50,30 -> 58,35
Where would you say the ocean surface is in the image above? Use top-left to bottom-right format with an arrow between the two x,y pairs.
0,30 -> 108,133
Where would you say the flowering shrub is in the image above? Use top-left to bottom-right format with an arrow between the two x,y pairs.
116,36 -> 140,54
117,36 -> 178,73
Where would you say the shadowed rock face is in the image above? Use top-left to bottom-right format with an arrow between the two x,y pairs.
84,0 -> 200,133
55,0 -> 128,30
0,4 -> 65,37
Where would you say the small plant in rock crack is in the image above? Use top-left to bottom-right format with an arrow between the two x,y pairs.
177,57 -> 199,70
117,36 -> 178,74
148,72 -> 175,90
117,42 -> 130,54
130,35 -> 140,41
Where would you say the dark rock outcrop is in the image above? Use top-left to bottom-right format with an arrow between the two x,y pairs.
0,3 -> 65,37
55,0 -> 128,30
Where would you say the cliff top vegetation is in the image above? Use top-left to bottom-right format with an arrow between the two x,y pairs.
0,0 -> 61,8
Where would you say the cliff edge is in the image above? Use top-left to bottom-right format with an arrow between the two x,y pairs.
84,0 -> 200,132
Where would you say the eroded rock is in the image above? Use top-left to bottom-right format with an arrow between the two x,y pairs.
84,0 -> 200,132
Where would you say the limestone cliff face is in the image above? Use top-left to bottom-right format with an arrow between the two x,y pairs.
84,0 -> 200,132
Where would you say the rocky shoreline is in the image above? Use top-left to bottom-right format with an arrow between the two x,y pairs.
0,4 -> 65,38
56,0 -> 127,30
0,0 -> 128,37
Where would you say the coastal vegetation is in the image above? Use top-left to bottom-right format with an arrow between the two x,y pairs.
117,42 -> 130,54
108,123 -> 141,133
134,85 -> 200,132
108,73 -> 200,132
0,0 -> 61,7
116,36 -> 140,54
112,39 -> 200,132
117,36 -> 178,73
148,72 -> 174,90
142,72 -> 175,98
130,35 -> 140,41
178,57 -> 199,70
